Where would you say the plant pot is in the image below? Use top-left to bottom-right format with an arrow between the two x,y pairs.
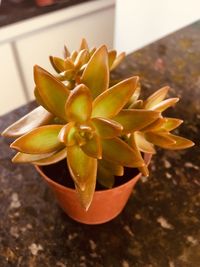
35,154 -> 151,224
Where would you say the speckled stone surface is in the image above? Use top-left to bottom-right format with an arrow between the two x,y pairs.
0,22 -> 200,267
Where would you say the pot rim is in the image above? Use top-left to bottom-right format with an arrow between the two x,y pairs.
34,153 -> 152,195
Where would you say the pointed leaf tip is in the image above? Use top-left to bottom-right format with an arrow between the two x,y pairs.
114,109 -> 160,133
1,106 -> 53,137
64,45 -> 70,57
161,118 -> 183,131
151,98 -> 179,112
145,131 -> 176,148
10,125 -> 63,154
134,132 -> 156,154
33,148 -> 67,165
67,145 -> 97,191
144,86 -> 170,109
161,134 -> 195,150
92,76 -> 139,118
79,38 -> 89,51
81,45 -> 109,99
110,51 -> 126,71
108,50 -> 117,69
12,151 -> 55,163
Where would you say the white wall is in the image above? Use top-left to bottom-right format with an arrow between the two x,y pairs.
114,0 -> 200,53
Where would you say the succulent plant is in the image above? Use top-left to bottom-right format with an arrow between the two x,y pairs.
49,38 -> 125,90
2,40 -> 194,210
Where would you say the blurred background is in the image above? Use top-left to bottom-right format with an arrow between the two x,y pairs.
0,0 -> 199,115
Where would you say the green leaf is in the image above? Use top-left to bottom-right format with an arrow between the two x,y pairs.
92,117 -> 122,138
33,148 -> 67,165
142,118 -> 166,132
139,165 -> 149,177
79,38 -> 89,51
143,117 -> 183,132
144,131 -> 176,147
58,122 -> 77,146
134,132 -> 156,154
1,106 -> 53,137
12,151 -> 55,163
127,83 -> 141,107
64,45 -> 70,57
99,159 -> 124,176
34,65 -> 70,121
97,164 -> 115,189
70,50 -> 78,61
65,84 -> 92,122
89,47 -> 96,57
129,100 -> 143,109
160,118 -> 183,131
110,52 -> 126,71
74,49 -> 90,69
81,133 -> 102,159
160,134 -> 194,150
10,125 -> 64,154
92,76 -> 139,118
75,171 -> 96,211
67,145 -> 97,191
128,134 -> 148,176
81,46 -> 109,98
34,87 -> 52,112
64,58 -> 74,70
58,69 -> 75,81
144,86 -> 169,109
49,56 -> 65,72
108,50 -> 117,69
151,98 -> 179,112
49,56 -> 61,73
114,109 -> 160,133
102,137 -> 144,168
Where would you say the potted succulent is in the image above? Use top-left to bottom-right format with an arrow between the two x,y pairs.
2,39 -> 194,224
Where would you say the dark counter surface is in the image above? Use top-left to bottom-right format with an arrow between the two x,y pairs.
0,21 -> 200,267
0,0 -> 94,27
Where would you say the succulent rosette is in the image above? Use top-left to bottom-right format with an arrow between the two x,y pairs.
49,38 -> 125,89
2,41 -> 194,210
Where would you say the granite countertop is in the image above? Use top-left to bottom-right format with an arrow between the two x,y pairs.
0,21 -> 200,267
0,0 -> 94,27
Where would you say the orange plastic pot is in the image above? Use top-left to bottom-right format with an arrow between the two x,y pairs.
35,154 -> 151,225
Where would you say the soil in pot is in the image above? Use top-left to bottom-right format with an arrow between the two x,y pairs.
41,159 -> 139,191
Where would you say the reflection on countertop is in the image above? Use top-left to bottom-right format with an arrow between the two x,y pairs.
0,0 -> 94,27
0,21 -> 200,267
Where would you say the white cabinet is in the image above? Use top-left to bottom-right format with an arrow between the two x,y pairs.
16,4 -> 115,100
0,43 -> 26,115
0,0 -> 115,115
